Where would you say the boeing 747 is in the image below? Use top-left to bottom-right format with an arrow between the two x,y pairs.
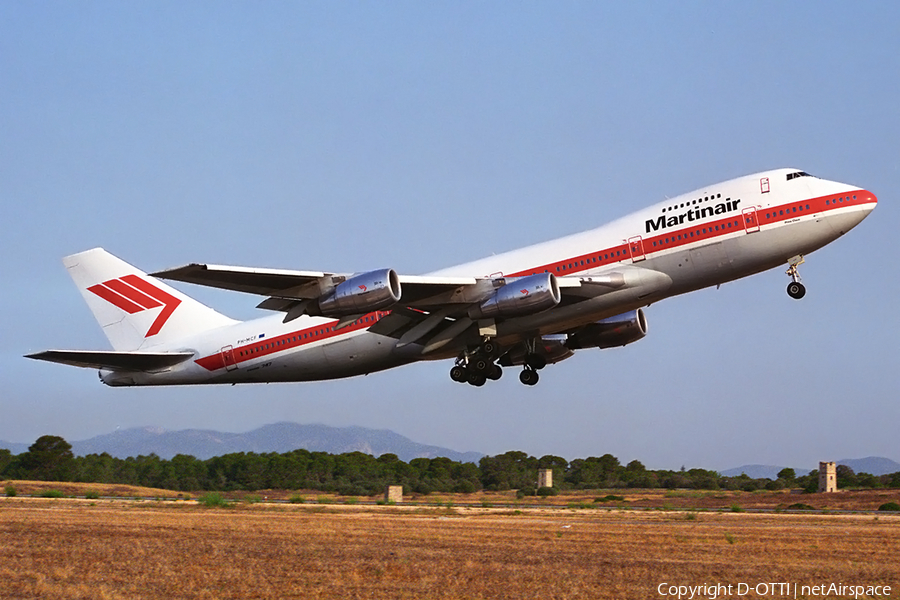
27,168 -> 877,387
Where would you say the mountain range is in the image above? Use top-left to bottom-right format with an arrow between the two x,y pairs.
2,426 -> 898,476
0,423 -> 484,463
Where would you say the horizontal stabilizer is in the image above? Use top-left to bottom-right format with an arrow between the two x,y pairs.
25,350 -> 194,371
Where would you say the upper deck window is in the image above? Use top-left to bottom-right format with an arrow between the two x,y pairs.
786,171 -> 812,181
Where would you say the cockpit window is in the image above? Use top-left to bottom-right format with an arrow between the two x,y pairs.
786,171 -> 812,181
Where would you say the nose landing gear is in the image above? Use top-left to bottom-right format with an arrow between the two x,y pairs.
785,255 -> 806,299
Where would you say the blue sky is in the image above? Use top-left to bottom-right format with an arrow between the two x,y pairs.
2,3 -> 898,471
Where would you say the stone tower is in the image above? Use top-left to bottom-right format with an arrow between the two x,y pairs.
818,461 -> 836,493
537,468 -> 553,489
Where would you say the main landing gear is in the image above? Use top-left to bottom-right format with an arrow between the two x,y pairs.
517,345 -> 546,387
449,338 -> 547,387
785,255 -> 806,300
450,339 -> 502,387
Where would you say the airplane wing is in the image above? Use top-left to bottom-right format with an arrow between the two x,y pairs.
151,263 -> 331,297
154,261 -> 668,312
153,263 -> 482,308
25,350 -> 194,371
153,261 -> 670,350
154,263 -> 478,302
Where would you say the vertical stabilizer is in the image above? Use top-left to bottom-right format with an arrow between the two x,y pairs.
64,248 -> 238,351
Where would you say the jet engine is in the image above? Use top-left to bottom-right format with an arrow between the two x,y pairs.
468,272 -> 560,319
565,308 -> 648,349
316,268 -> 401,317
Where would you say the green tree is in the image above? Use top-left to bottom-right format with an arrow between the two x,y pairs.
19,436 -> 76,481
777,468 -> 796,483
170,454 -> 207,491
855,472 -> 881,489
0,449 -> 13,476
836,464 -> 857,488
565,454 -> 622,488
479,451 -> 538,491
76,452 -> 119,483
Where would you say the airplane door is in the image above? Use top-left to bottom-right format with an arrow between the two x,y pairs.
221,345 -> 238,371
742,208 -> 760,233
628,236 -> 646,262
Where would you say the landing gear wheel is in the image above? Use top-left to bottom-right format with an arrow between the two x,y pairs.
519,369 -> 539,386
785,255 -> 806,300
787,281 -> 806,300
524,353 -> 547,370
481,340 -> 498,357
487,364 -> 503,381
467,371 -> 487,387
472,357 -> 492,374
449,365 -> 468,383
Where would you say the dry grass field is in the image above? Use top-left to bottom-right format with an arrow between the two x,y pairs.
1,490 -> 898,599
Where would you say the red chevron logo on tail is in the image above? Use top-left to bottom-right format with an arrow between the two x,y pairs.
87,275 -> 181,337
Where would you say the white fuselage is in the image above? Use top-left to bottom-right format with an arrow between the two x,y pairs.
100,168 -> 877,386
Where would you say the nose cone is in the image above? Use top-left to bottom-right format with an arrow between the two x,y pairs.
860,189 -> 878,210
828,188 -> 877,236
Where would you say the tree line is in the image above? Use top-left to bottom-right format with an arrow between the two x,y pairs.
3,435 -> 899,495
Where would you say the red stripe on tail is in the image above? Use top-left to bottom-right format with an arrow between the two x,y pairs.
87,284 -> 144,314
121,275 -> 182,337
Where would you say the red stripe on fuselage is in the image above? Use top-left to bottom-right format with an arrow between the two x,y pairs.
194,312 -> 390,371
194,191 -> 874,372
506,190 -> 875,278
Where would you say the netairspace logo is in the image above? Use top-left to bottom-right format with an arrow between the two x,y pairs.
657,582 -> 892,599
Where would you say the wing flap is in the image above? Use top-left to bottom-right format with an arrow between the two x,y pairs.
25,350 -> 194,371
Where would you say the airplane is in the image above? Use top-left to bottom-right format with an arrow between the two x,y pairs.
26,168 -> 877,387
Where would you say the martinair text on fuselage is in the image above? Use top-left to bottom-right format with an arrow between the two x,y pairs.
645,199 -> 742,233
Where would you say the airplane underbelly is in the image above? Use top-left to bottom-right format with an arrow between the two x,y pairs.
318,333 -> 410,379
